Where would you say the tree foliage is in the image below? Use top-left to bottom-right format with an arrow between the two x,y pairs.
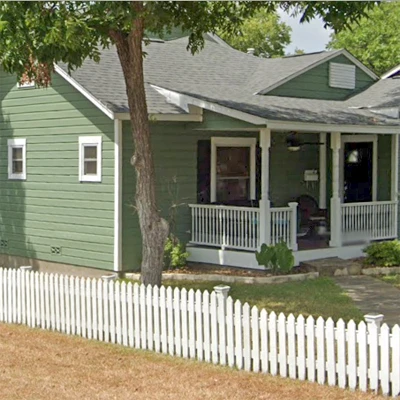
219,10 -> 291,58
327,2 -> 400,76
0,1 -> 378,286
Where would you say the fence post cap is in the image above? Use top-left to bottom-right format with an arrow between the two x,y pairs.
101,273 -> 117,281
364,314 -> 384,324
213,285 -> 230,297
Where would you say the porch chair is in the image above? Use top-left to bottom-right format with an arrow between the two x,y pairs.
296,195 -> 328,238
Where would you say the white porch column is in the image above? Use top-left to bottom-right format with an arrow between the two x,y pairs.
259,128 -> 271,246
319,132 -> 327,209
330,132 -> 342,247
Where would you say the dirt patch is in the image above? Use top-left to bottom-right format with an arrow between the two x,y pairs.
165,262 -> 308,277
0,323 -> 383,400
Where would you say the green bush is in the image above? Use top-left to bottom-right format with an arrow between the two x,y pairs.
363,240 -> 400,267
255,241 -> 295,275
164,236 -> 190,270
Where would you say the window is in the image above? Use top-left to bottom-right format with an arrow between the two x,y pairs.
79,136 -> 102,182
210,137 -> 256,203
8,139 -> 26,180
329,62 -> 356,89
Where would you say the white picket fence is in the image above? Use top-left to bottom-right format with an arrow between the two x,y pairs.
1,267 -> 400,396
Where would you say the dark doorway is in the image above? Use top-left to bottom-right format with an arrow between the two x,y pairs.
343,142 -> 373,203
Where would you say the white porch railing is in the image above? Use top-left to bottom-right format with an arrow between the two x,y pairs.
189,204 -> 260,250
270,204 -> 297,250
341,200 -> 398,242
189,203 -> 298,251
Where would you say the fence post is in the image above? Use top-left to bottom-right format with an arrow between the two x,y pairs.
19,266 -> 32,271
365,313 -> 384,393
288,202 -> 298,251
214,285 -> 230,366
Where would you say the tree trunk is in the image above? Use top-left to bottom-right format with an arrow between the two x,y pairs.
112,3 -> 169,286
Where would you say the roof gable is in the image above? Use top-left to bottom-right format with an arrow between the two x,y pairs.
256,49 -> 378,98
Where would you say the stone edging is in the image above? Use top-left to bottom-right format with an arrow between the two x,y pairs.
361,266 -> 400,276
125,271 -> 319,285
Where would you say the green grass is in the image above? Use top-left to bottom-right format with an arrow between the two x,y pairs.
378,274 -> 400,289
123,277 -> 363,322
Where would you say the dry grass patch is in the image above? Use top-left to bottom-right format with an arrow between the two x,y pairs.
0,323 -> 382,400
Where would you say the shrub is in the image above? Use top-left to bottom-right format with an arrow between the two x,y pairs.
363,240 -> 400,267
255,241 -> 295,274
164,236 -> 190,270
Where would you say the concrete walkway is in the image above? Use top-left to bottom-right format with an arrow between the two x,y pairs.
334,275 -> 400,326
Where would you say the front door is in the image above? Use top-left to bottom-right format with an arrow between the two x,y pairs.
343,141 -> 373,203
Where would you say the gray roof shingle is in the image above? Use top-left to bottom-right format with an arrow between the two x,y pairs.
57,39 -> 399,127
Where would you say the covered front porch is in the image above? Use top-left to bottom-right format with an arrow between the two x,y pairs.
188,128 -> 399,267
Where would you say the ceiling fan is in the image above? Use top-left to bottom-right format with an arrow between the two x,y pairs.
286,131 -> 324,152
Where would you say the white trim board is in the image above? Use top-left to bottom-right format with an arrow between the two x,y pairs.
340,134 -> 378,202
210,137 -> 257,203
114,120 -> 123,272
54,65 -> 115,120
382,64 -> 400,79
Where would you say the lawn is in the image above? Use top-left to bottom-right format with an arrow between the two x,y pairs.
0,323 -> 383,400
378,274 -> 400,288
124,277 -> 364,322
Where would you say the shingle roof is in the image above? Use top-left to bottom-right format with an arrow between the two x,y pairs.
57,38 -> 399,126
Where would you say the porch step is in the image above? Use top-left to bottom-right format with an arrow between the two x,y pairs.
300,257 -> 362,277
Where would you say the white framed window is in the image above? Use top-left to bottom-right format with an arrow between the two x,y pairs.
210,137 -> 257,203
79,136 -> 102,182
8,138 -> 27,180
17,80 -> 35,89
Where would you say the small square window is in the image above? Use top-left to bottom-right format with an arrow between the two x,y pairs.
8,139 -> 27,180
79,136 -> 102,182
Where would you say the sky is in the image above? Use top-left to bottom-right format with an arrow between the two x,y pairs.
278,9 -> 333,54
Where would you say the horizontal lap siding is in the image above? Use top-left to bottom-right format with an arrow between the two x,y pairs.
0,70 -> 114,270
122,112 -> 258,271
269,55 -> 375,100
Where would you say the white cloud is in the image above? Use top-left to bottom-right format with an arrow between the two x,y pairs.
278,9 -> 333,54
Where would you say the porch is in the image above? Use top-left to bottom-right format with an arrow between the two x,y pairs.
187,129 -> 399,267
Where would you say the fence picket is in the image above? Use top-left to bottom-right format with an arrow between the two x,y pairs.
113,281 -> 120,344
159,286 -> 167,354
181,288 -> 188,359
210,292 -> 218,364
203,291 -> 211,363
336,319 -> 346,389
147,285 -> 154,351
251,306 -> 260,373
127,283 -> 133,347
1,269 -> 400,396
380,324 -> 390,396
326,318 -> 336,386
260,309 -> 269,374
234,300 -> 243,370
167,286 -> 174,355
278,313 -> 287,378
195,290 -> 203,361
152,285 -> 159,352
358,321 -> 368,391
134,283 -> 141,348
306,316 -> 315,382
316,317 -> 325,385
97,279 -> 103,342
173,287 -> 181,357
121,282 -> 128,346
392,325 -> 400,396
226,297 -> 234,368
91,279 -> 97,340
296,315 -> 305,380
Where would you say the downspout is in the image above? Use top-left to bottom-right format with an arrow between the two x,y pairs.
114,119 -> 123,274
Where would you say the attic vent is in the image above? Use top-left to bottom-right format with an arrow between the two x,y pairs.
329,62 -> 356,89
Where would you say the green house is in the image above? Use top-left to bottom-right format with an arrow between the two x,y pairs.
0,36 -> 399,274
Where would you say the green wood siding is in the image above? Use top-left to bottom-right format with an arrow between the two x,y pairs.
268,55 -> 375,100
0,70 -> 115,270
